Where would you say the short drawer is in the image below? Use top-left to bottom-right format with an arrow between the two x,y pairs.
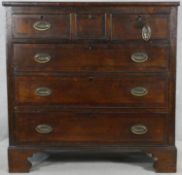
15,75 -> 168,108
12,14 -> 70,39
74,13 -> 107,39
13,43 -> 169,72
14,112 -> 167,145
111,14 -> 169,40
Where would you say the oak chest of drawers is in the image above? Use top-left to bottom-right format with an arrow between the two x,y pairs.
3,1 -> 179,173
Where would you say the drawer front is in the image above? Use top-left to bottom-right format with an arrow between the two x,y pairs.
111,14 -> 169,40
14,112 -> 167,145
74,13 -> 107,39
13,44 -> 169,72
12,14 -> 70,39
12,13 -> 169,41
15,75 -> 168,107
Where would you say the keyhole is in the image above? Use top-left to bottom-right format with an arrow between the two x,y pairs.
88,76 -> 94,81
88,14 -> 93,19
40,16 -> 44,20
88,46 -> 93,50
136,15 -> 145,28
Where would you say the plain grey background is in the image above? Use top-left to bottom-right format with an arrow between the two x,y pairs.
0,0 -> 181,142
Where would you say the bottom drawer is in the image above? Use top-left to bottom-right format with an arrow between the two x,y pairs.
14,112 -> 167,145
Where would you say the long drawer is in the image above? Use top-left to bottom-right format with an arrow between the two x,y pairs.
13,43 -> 169,72
14,112 -> 167,145
15,75 -> 168,107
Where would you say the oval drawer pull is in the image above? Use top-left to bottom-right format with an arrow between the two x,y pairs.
130,124 -> 148,135
34,53 -> 51,63
131,52 -> 148,63
142,25 -> 151,41
33,21 -> 51,31
131,87 -> 148,97
35,124 -> 53,134
35,87 -> 52,96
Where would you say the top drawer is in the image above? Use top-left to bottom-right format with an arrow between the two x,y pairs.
74,13 -> 107,39
12,14 -> 71,39
12,13 -> 169,40
111,14 -> 169,41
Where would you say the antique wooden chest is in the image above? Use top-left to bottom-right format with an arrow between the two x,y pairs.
2,1 -> 179,173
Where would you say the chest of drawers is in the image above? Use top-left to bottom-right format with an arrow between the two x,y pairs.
3,1 -> 179,173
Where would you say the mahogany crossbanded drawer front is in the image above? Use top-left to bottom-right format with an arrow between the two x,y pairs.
13,43 -> 169,72
14,112 -> 167,145
3,1 -> 179,173
13,14 -> 71,39
15,75 -> 168,107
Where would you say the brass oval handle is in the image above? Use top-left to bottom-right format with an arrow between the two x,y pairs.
131,52 -> 148,63
33,21 -> 51,31
142,25 -> 151,41
131,87 -> 148,97
35,124 -> 53,134
35,87 -> 52,96
34,53 -> 51,63
130,124 -> 148,135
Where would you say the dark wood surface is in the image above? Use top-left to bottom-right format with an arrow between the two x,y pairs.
13,14 -> 71,39
12,13 -> 169,40
15,75 -> 168,107
14,112 -> 167,145
3,1 -> 179,173
13,43 -> 169,72
111,14 -> 169,40
2,1 -> 180,7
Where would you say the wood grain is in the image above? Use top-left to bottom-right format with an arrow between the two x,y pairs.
2,1 -> 179,173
